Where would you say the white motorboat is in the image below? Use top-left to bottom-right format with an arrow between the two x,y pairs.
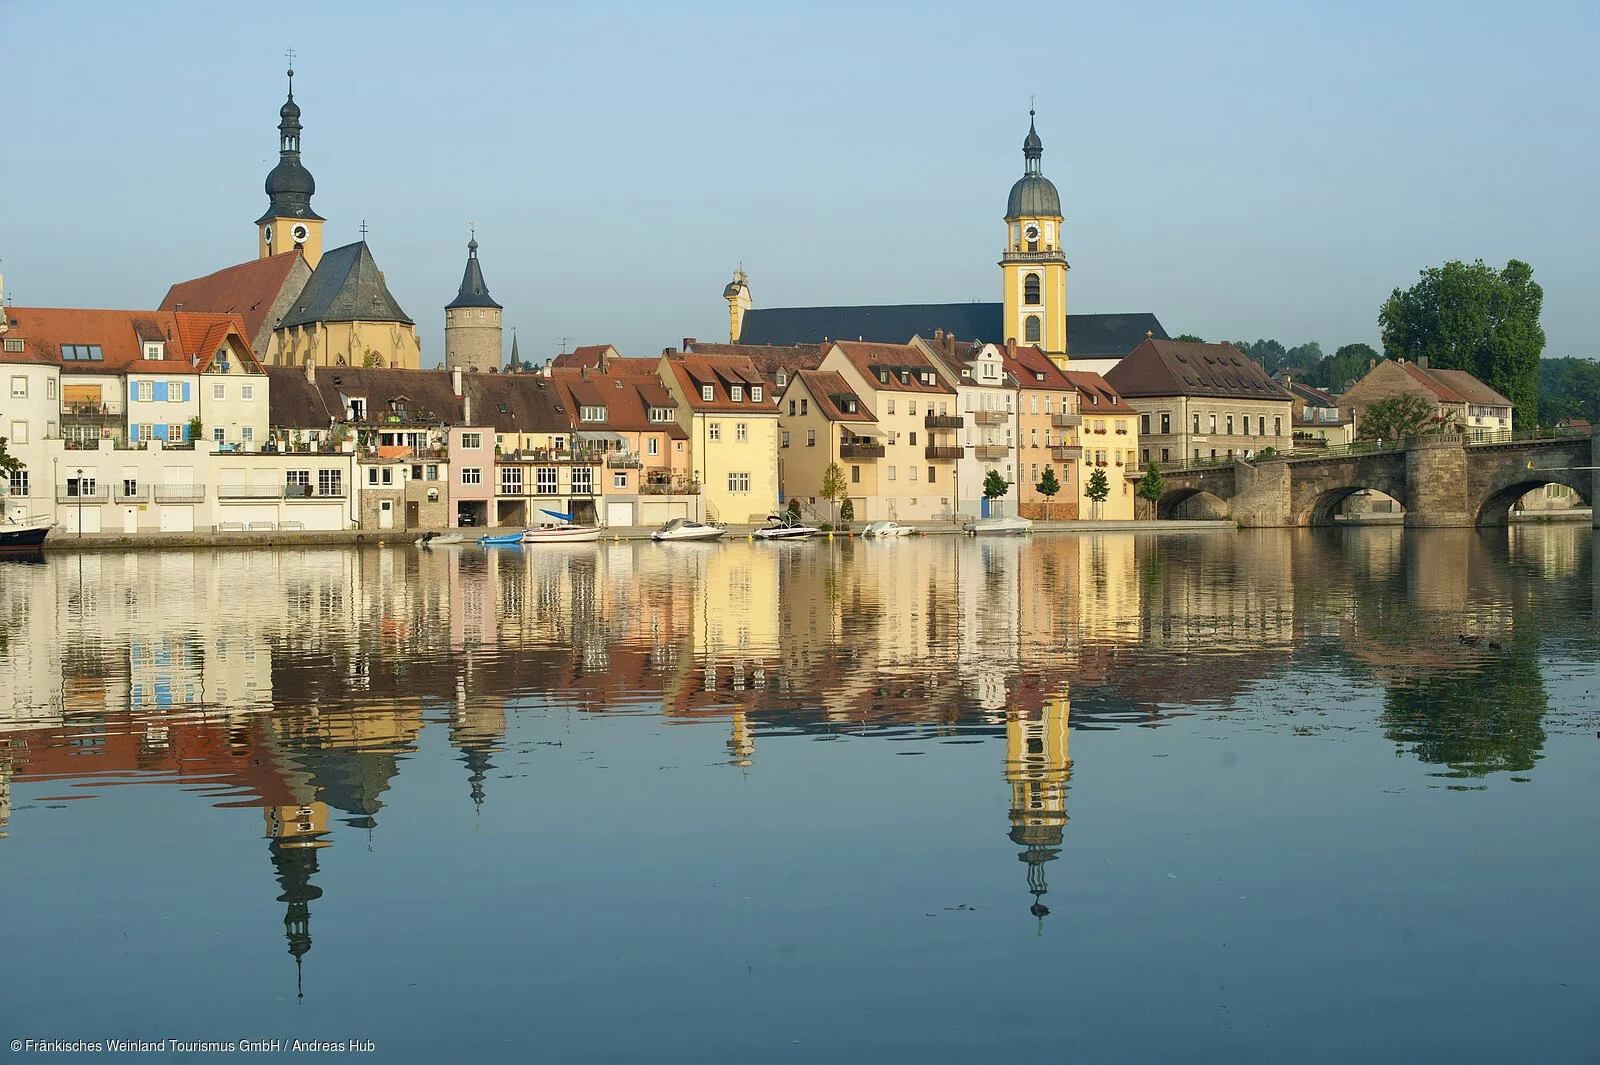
0,514 -> 54,553
417,531 -> 468,546
752,512 -> 819,540
966,514 -> 1033,536
652,518 -> 726,542
861,520 -> 912,538
522,523 -> 602,544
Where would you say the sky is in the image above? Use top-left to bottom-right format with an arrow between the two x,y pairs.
3,0 -> 1597,365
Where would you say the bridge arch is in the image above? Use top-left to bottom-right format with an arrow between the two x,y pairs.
1468,441 -> 1594,526
1156,486 -> 1230,521
1297,485 -> 1407,526
1474,476 -> 1592,526
1287,454 -> 1410,526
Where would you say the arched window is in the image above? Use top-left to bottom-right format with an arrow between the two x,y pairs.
1024,273 -> 1041,306
1024,316 -> 1041,343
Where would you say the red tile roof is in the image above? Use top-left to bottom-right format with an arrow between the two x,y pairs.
2,308 -> 224,374
661,354 -> 781,413
1104,339 -> 1293,402
792,370 -> 876,422
1061,369 -> 1126,409
828,341 -> 955,395
159,251 -> 307,344
1002,344 -> 1076,390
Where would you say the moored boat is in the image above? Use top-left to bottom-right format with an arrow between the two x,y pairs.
522,523 -> 602,544
0,515 -> 54,553
861,520 -> 912,538
417,531 -> 468,546
477,531 -> 526,546
752,512 -> 820,540
966,514 -> 1033,536
652,518 -> 726,542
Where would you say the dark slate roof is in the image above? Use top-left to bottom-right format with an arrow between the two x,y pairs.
446,241 -> 501,310
265,366 -> 336,428
737,302 -> 1166,358
1007,173 -> 1061,218
279,242 -> 413,329
1104,340 -> 1294,402
463,373 -> 572,434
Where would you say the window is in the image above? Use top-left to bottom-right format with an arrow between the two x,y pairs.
1161,413 -> 1171,434
1259,416 -> 1267,436
412,465 -> 423,480
887,466 -> 896,481
709,423 -> 721,441
242,385 -> 254,401
573,467 -> 593,493
927,466 -> 935,483
806,429 -> 816,447
886,398 -> 896,415
647,437 -> 659,456
1142,449 -> 1150,463
649,407 -> 673,423
502,466 -> 524,494
1226,415 -> 1234,435
8,470 -> 27,496
728,472 -> 751,493
3,339 -> 21,353
730,386 -> 743,403
167,424 -> 183,441
580,405 -> 606,422
1161,448 -> 1170,463
781,431 -> 790,448
1025,316 -> 1041,343
1044,396 -> 1053,414
213,428 -> 225,444
800,398 -> 808,416
851,465 -> 860,483
536,467 -> 558,495
137,381 -> 154,402
1024,273 -> 1041,306
136,423 -> 153,443
701,385 -> 714,402
1209,414 -> 1217,433
908,465 -> 918,481
736,422 -> 747,442
318,469 -> 343,496
909,400 -> 918,416
788,399 -> 796,416
1030,395 -> 1039,415
425,464 -> 438,480
461,432 -> 482,449
909,431 -> 917,445
10,376 -> 26,398
752,386 -> 763,403
170,384 -> 184,403
1273,416 -> 1282,436
461,467 -> 482,485
213,383 -> 226,400
381,467 -> 394,485
1193,413 -> 1201,434
144,343 -> 162,360
242,427 -> 254,444
1140,414 -> 1150,434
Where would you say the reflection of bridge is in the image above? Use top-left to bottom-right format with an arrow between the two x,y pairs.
1158,433 -> 1599,527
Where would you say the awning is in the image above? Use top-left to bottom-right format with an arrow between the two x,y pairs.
848,425 -> 886,438
577,430 -> 624,445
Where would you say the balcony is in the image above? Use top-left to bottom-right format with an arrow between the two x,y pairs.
641,480 -> 701,495
924,445 -> 964,461
56,485 -> 110,504
498,449 -> 605,465
153,485 -> 206,504
839,442 -> 885,459
114,487 -> 148,504
283,484 -> 347,500
924,413 -> 963,429
1050,412 -> 1082,428
218,484 -> 286,500
974,445 -> 1011,461
1050,445 -> 1084,462
973,410 -> 1009,426
606,453 -> 644,469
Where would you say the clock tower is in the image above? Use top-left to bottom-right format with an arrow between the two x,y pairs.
257,66 -> 325,269
1000,111 -> 1068,358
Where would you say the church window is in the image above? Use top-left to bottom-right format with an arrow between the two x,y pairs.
1024,316 -> 1041,343
1024,274 -> 1041,306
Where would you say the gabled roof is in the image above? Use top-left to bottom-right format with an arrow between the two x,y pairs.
737,302 -> 1167,358
791,370 -> 875,422
661,354 -> 780,413
0,307 -> 247,374
827,341 -> 956,395
1002,344 -> 1076,390
278,242 -> 413,328
553,345 -> 619,369
1104,339 -> 1293,402
265,366 -> 336,427
684,341 -> 827,379
550,368 -> 687,435
463,374 -> 572,435
1061,369 -> 1125,409
1283,380 -> 1339,408
159,251 -> 310,343
172,312 -> 262,373
1427,368 -> 1509,408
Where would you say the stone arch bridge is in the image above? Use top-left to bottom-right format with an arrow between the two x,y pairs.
1156,433 -> 1599,527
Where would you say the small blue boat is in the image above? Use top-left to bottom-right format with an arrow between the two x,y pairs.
477,532 -> 525,546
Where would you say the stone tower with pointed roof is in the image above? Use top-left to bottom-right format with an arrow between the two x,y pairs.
257,66 -> 325,268
1001,110 -> 1068,358
444,233 -> 503,373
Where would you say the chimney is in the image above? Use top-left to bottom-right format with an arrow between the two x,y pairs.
944,332 -> 956,355
581,365 -> 590,381
934,328 -> 944,343
1006,339 -> 1017,357
1416,355 -> 1429,370
304,357 -> 316,383
451,365 -> 463,397
682,338 -> 696,351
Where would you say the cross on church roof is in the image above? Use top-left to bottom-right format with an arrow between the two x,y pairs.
359,220 -> 369,239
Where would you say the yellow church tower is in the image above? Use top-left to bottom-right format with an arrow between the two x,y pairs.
1004,691 -> 1072,925
1000,111 -> 1068,358
256,65 -> 325,269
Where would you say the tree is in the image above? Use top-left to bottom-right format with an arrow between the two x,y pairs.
1085,466 -> 1110,519
819,461 -> 847,527
186,415 -> 204,444
1537,357 -> 1600,425
1174,333 -> 1204,343
1246,338 -> 1289,375
1135,461 -> 1164,510
1306,342 -> 1382,392
1035,466 -> 1060,520
1356,394 -> 1459,441
1284,341 -> 1324,369
0,437 -> 21,478
838,498 -> 855,526
1379,258 -> 1545,427
362,351 -> 384,368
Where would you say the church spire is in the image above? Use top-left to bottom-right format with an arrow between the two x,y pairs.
446,229 -> 502,311
258,60 -> 324,265
1023,109 -> 1043,175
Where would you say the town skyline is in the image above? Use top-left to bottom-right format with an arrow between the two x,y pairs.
4,1 -> 1595,363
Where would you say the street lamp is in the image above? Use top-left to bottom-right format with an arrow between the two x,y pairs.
76,468 -> 84,537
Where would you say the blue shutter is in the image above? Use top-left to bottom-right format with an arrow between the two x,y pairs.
129,381 -> 137,404
154,382 -> 168,402
182,382 -> 191,402
153,424 -> 169,441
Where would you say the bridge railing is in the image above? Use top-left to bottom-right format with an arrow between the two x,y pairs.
1464,426 -> 1587,446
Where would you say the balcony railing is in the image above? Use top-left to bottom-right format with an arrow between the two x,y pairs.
925,445 -> 964,460
924,413 -> 964,429
114,488 -> 148,504
218,484 -> 285,500
641,481 -> 701,495
973,410 -> 1009,426
283,484 -> 348,500
606,454 -> 644,469
153,485 -> 205,503
839,442 -> 885,459
56,485 -> 110,504
498,449 -> 605,465
1050,445 -> 1083,462
973,445 -> 1011,461
1050,412 -> 1082,428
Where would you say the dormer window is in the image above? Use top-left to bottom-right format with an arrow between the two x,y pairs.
580,405 -> 607,422
775,372 -> 787,388
701,384 -> 714,402
144,342 -> 164,361
1110,395 -> 1118,404
731,385 -> 743,402
649,406 -> 674,423
752,385 -> 763,403
350,398 -> 367,420
877,369 -> 889,384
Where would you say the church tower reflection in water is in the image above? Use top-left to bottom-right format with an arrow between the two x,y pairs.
1003,691 -> 1071,927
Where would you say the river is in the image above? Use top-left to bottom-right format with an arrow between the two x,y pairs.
1,528 -> 1596,1062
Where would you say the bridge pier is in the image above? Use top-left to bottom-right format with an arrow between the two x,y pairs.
1405,435 -> 1470,527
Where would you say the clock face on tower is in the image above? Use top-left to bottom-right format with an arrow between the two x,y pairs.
291,223 -> 309,243
1023,223 -> 1041,242
263,224 -> 273,245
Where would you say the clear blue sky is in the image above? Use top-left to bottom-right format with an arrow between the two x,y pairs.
4,0 -> 1596,364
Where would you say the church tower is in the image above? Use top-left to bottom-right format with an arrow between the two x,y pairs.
444,230 -> 503,373
1000,111 -> 1068,358
257,66 -> 325,268
724,269 -> 752,343
1004,693 -> 1071,927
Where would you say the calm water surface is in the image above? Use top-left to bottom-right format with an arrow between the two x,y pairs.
1,528 -> 1597,1063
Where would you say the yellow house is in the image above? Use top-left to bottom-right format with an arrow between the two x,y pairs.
1063,370 -> 1137,520
657,353 -> 780,524
777,369 -> 880,523
1003,345 -> 1082,519
272,242 -> 422,370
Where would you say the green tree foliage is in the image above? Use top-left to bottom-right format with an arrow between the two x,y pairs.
1306,342 -> 1382,392
1035,465 -> 1060,519
0,437 -> 21,477
1174,333 -> 1204,343
819,461 -> 847,525
1245,338 -> 1289,374
1135,461 -> 1164,504
982,469 -> 1010,500
186,415 -> 203,443
1085,466 -> 1110,508
1537,357 -> 1600,425
838,498 -> 854,525
1356,394 -> 1459,441
1285,341 -> 1324,369
1379,258 -> 1545,427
